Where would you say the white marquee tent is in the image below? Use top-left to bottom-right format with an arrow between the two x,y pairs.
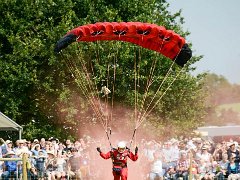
0,111 -> 23,139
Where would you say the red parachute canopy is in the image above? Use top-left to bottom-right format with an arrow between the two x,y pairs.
54,22 -> 192,67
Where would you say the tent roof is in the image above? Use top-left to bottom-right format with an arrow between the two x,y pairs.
0,111 -> 23,131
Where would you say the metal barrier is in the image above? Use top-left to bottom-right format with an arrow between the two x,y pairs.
0,153 -> 28,180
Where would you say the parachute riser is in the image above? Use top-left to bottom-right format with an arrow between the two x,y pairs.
129,128 -> 137,150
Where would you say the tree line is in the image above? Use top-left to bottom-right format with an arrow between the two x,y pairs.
0,0 -> 212,140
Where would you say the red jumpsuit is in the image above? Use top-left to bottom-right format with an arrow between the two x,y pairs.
100,149 -> 138,180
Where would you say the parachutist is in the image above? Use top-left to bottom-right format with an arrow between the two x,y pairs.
97,141 -> 138,180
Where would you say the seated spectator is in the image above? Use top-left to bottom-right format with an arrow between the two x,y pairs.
216,153 -> 229,180
226,156 -> 240,180
54,150 -> 67,179
45,151 -> 57,180
190,160 -> 198,180
175,151 -> 189,180
207,161 -> 219,179
163,166 -> 176,180
197,158 -> 212,180
23,151 -> 38,180
1,151 -> 20,179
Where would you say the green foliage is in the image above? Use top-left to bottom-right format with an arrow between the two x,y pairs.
0,0 -> 206,140
201,73 -> 240,126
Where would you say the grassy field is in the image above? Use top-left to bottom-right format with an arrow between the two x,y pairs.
217,103 -> 240,112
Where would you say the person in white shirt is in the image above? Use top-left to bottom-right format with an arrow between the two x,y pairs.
149,151 -> 164,180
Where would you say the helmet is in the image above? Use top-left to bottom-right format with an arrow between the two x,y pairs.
117,141 -> 126,149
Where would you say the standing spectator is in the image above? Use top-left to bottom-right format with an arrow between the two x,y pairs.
26,141 -> 32,150
40,138 -> 46,150
149,151 -> 164,180
74,140 -> 82,151
178,141 -> 188,152
33,139 -> 39,144
64,139 -> 73,153
67,148 -> 82,179
143,141 -> 156,162
171,139 -> 180,166
14,139 -> 29,157
227,142 -> 240,163
213,143 -> 224,162
2,140 -> 14,157
35,150 -> 47,179
31,144 -> 42,157
49,137 -> 59,153
44,142 -> 54,153
201,145 -> 213,167
1,151 -> 19,179
57,142 -> 65,154
162,141 -> 175,170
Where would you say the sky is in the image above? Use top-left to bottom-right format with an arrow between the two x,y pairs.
167,0 -> 240,84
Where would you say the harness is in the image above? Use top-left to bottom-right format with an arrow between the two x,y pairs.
110,149 -> 128,168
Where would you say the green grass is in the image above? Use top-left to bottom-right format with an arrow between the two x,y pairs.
217,103 -> 240,113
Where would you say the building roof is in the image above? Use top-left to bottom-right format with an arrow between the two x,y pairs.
197,126 -> 240,137
0,111 -> 23,131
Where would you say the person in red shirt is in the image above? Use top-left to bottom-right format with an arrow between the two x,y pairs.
97,141 -> 138,180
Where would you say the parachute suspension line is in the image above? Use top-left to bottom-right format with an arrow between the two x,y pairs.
137,66 -> 186,128
135,47 -> 146,145
89,41 -> 112,131
138,56 -> 176,125
70,44 -> 108,131
59,52 -> 106,132
93,41 -> 116,149
105,130 -> 113,150
65,52 -> 108,129
105,63 -> 110,128
109,44 -> 118,136
136,57 -> 157,128
136,38 -> 166,128
129,128 -> 137,150
136,50 -> 188,128
134,48 -> 139,128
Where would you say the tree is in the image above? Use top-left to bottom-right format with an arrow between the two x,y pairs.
0,0 -> 206,140
201,73 -> 240,126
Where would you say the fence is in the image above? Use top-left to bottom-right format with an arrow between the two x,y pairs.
0,153 -> 28,180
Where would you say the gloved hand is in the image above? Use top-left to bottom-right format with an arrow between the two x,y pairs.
126,146 -> 130,152
135,146 -> 138,154
97,147 -> 102,153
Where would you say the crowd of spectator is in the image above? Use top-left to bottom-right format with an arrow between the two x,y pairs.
140,137 -> 240,180
0,135 -> 240,180
0,136 -> 96,179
